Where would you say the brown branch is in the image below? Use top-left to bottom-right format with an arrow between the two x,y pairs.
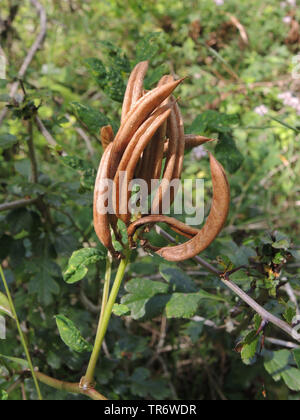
156,226 -> 300,342
34,372 -> 107,401
35,116 -> 57,147
0,0 -> 47,126
0,198 -> 39,212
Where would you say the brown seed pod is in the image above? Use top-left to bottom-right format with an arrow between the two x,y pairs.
169,100 -> 185,206
93,143 -> 118,258
156,154 -> 230,262
151,97 -> 179,215
114,103 -> 174,224
184,134 -> 216,149
163,135 -> 216,155
121,61 -> 149,124
108,78 -> 184,180
128,215 -> 199,241
100,125 -> 114,150
139,75 -> 173,187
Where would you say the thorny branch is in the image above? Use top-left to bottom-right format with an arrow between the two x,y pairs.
0,0 -> 47,126
156,226 -> 300,342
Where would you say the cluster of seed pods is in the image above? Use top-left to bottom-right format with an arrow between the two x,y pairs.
93,61 -> 230,262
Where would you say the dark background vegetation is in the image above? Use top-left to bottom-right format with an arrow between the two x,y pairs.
0,0 -> 299,400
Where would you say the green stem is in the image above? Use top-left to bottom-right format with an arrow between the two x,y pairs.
82,251 -> 130,388
99,254 -> 112,326
0,265 -> 43,400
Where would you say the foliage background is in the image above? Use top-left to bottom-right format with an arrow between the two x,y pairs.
0,0 -> 299,400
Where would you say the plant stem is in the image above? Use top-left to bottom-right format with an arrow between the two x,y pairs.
35,372 -> 107,400
0,265 -> 43,400
99,253 -> 112,326
82,251 -> 131,388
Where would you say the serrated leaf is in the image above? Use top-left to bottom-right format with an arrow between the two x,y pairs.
64,248 -> 106,284
121,278 -> 169,320
0,292 -> 14,318
113,304 -> 130,317
28,259 -> 61,306
55,315 -> 92,353
159,264 -> 197,293
0,354 -> 29,369
0,134 -> 18,149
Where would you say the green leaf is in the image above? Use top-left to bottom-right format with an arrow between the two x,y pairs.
144,64 -> 168,90
293,349 -> 300,369
159,264 -> 197,293
85,58 -> 107,89
135,33 -> 161,63
0,292 -> 14,318
264,350 -> 300,391
28,260 -> 61,306
70,102 -> 112,135
0,390 -> 8,400
215,133 -> 244,174
272,239 -> 290,250
64,248 -> 106,284
55,315 -> 92,353
189,110 -> 238,135
166,293 -> 202,318
182,321 -> 204,343
0,354 -> 29,369
0,134 -> 18,149
130,367 -> 170,400
281,368 -> 300,391
241,331 -> 259,363
121,278 -> 169,320
283,306 -> 296,324
112,304 -> 130,317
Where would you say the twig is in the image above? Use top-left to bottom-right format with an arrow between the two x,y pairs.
156,226 -> 300,342
35,116 -> 57,147
192,316 -> 219,329
265,337 -> 300,349
0,198 -> 38,212
0,0 -> 47,126
21,382 -> 27,401
284,283 -> 300,316
34,372 -> 107,401
66,113 -> 94,158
